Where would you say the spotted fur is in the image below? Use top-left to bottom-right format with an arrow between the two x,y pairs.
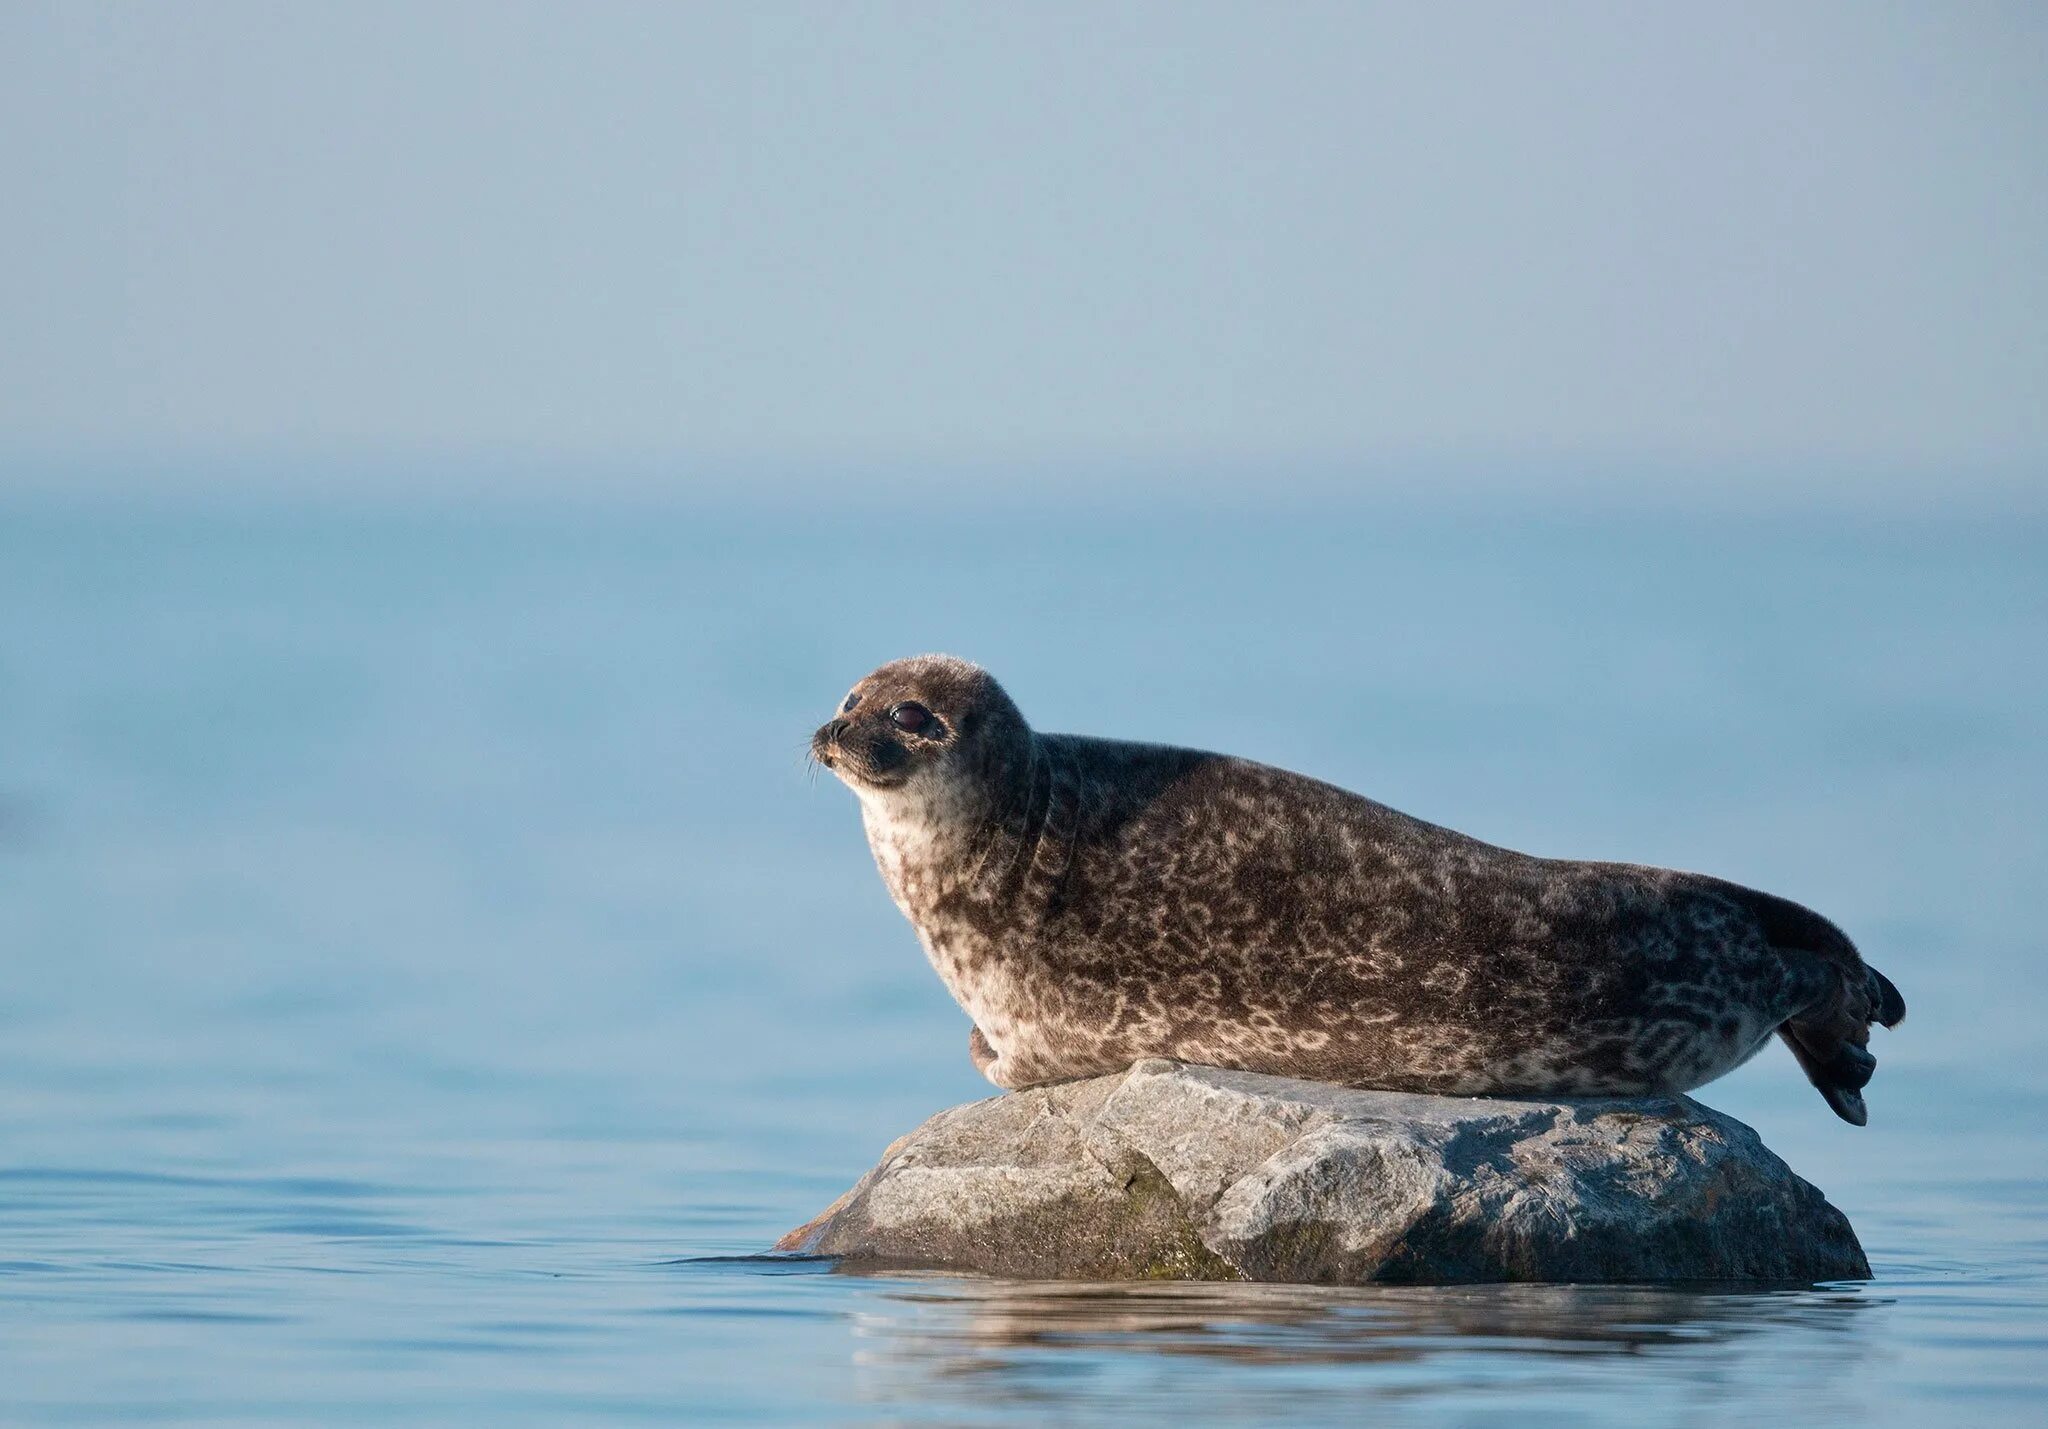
812,656 -> 1905,1125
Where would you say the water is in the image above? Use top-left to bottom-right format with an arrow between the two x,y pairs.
1,496 -> 2043,1424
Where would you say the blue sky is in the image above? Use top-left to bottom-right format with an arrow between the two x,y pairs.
2,3 -> 2042,506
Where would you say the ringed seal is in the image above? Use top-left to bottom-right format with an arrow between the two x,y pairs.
811,655 -> 1905,1124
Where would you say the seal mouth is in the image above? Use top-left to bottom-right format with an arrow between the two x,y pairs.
811,721 -> 910,789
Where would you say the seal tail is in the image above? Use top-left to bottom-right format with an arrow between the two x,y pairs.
1740,888 -> 1904,1126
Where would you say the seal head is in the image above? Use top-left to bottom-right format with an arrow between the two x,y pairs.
811,654 -> 1028,799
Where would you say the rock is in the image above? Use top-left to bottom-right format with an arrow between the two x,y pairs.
776,1059 -> 1869,1284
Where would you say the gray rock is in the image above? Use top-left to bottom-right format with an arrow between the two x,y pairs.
776,1059 -> 1869,1284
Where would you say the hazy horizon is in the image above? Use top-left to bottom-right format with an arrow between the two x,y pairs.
3,3 -> 2043,510
6,451 -> 2047,519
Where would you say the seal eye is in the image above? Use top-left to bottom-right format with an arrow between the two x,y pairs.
890,701 -> 932,734
841,692 -> 861,713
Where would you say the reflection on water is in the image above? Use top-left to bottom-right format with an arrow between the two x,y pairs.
860,1273 -> 1880,1365
832,1272 -> 1885,1416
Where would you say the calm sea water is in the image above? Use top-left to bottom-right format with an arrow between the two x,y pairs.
1,497 -> 2043,1424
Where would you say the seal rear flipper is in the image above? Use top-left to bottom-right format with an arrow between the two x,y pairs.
1730,885 -> 1901,1123
1815,1080 -> 1868,1127
1778,1022 -> 1877,1126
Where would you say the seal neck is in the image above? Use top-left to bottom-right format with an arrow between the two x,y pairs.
857,731 -> 1087,930
964,733 -> 1087,920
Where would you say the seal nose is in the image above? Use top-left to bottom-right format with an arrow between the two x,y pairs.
814,718 -> 850,759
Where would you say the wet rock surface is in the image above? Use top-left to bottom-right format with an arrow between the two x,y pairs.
776,1060 -> 1869,1284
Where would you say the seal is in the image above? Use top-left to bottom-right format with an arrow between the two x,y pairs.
811,655 -> 1906,1125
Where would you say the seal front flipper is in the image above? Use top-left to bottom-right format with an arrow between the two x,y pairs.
966,1025 -> 1034,1089
968,1025 -> 999,1079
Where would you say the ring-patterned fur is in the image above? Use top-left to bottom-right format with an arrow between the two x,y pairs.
812,656 -> 1905,1125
